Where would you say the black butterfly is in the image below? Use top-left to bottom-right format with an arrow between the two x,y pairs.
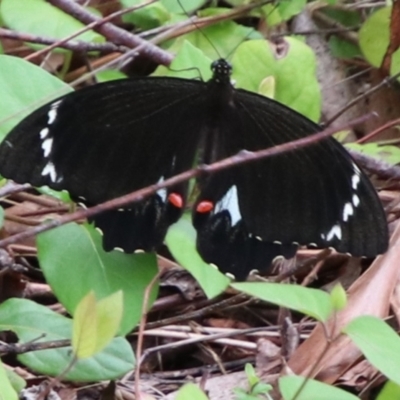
0,59 -> 388,280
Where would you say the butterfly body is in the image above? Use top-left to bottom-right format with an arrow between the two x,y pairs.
0,59 -> 388,280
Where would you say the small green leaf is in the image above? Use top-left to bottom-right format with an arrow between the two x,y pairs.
161,0 -> 206,14
359,7 -> 391,68
279,375 -> 359,400
376,381 -> 400,400
330,283 -> 347,311
244,363 -> 259,387
72,291 -> 98,359
232,282 -> 333,322
0,298 -> 134,381
166,217 -> 230,298
121,0 -> 170,30
346,142 -> 400,165
176,383 -> 209,400
0,358 -> 18,400
153,40 -> 212,80
0,207 -> 4,229
73,290 -> 123,359
263,0 -> 306,26
344,315 -> 400,386
95,291 -> 124,354
258,76 -> 275,99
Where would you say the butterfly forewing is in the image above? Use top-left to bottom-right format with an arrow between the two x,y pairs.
0,77 -> 209,252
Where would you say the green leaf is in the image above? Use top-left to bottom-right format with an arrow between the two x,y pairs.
0,358 -> 18,400
330,283 -> 347,311
176,383 -> 209,400
279,375 -> 359,400
359,7 -> 391,68
0,55 -> 71,140
95,291 -> 124,354
343,315 -> 400,386
73,291 -> 98,359
232,282 -> 333,322
5,368 -> 26,394
232,38 -> 321,121
263,0 -> 307,26
0,298 -> 134,381
153,40 -> 212,80
73,291 -> 123,359
376,381 -> 400,400
162,12 -> 260,62
161,0 -> 207,14
1,0 -> 104,48
0,206 -> 4,229
166,217 -> 230,298
244,363 -> 259,387
37,222 -> 158,335
121,0 -> 170,30
346,142 -> 400,165
95,70 -> 127,83
328,35 -> 361,59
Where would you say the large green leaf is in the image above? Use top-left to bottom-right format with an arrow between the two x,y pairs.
166,217 -> 230,298
0,299 -> 134,382
232,38 -> 321,121
344,315 -> 400,386
1,0 -> 104,48
0,55 -> 71,140
232,282 -> 333,322
279,375 -> 359,400
37,222 -> 159,335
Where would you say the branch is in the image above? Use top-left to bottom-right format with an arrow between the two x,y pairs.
47,0 -> 173,65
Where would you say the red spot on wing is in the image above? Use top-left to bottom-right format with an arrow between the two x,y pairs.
168,193 -> 183,208
196,201 -> 214,213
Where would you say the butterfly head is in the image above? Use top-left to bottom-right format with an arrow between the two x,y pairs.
211,59 -> 232,84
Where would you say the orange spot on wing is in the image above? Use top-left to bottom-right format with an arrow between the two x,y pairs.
168,193 -> 183,208
196,201 -> 214,213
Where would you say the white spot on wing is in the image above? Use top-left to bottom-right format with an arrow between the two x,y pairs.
41,138 -> 53,157
41,161 -> 57,182
322,224 -> 342,241
351,173 -> 360,190
40,127 -> 49,139
342,202 -> 354,222
215,185 -> 242,226
352,194 -> 360,207
47,109 -> 57,125
156,176 -> 167,202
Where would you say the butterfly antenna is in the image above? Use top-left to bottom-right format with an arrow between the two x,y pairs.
177,0 -> 222,59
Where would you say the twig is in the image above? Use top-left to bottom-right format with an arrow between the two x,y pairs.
0,28 -> 122,53
47,0 -> 173,66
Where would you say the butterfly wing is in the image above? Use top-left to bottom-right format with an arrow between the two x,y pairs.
0,77 -> 208,251
193,87 -> 388,278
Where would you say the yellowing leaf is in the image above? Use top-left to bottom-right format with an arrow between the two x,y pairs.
72,291 -> 98,359
72,290 -> 124,359
94,291 -> 124,355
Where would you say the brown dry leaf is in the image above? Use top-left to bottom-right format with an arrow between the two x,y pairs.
338,359 -> 380,390
288,221 -> 400,383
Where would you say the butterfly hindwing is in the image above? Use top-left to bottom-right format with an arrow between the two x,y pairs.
192,83 -> 387,277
